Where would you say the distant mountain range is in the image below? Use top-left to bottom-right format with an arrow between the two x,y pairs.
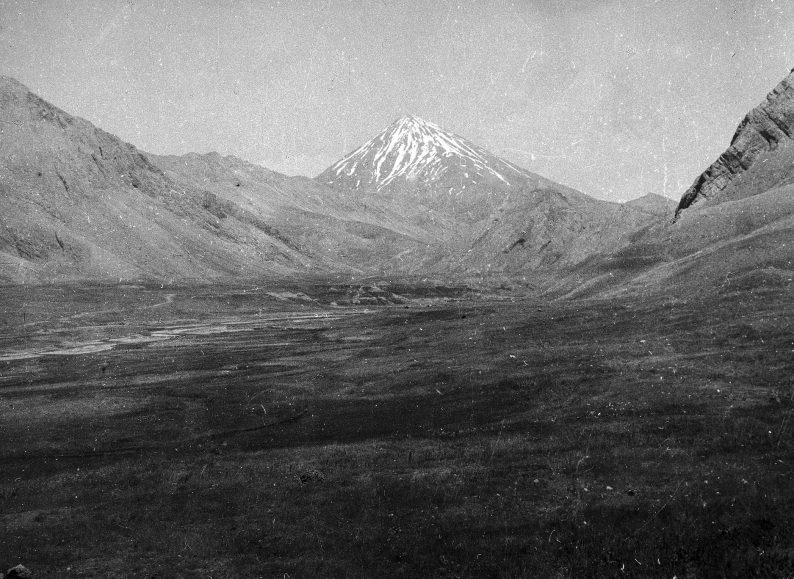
1,73 -> 791,296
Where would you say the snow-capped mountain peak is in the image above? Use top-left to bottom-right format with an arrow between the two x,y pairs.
320,115 -> 531,193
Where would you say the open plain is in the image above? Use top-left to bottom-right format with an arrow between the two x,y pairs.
1,280 -> 792,577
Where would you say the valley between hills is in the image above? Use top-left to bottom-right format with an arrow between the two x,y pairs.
0,71 -> 792,577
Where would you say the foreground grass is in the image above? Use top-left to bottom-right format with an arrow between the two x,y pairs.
0,282 -> 792,577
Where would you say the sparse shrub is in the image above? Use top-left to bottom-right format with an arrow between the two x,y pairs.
297,467 -> 326,485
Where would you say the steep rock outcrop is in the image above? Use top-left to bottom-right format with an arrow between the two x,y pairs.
676,70 -> 794,218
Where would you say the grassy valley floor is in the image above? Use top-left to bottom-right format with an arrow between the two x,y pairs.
0,281 -> 792,577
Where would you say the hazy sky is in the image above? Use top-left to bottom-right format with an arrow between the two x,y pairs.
1,0 -> 792,201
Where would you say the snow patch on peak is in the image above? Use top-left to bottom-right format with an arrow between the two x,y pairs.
328,115 -> 515,190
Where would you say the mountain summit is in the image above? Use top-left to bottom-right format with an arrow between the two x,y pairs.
318,115 -> 534,196
316,114 -> 666,283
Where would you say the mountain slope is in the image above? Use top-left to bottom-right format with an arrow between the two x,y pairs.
149,151 -> 433,273
318,115 -> 593,223
0,77 -> 429,283
320,115 -> 543,193
570,71 -> 794,299
0,76 -> 334,282
666,70 -> 794,270
625,193 -> 677,217
317,115 -> 664,282
676,69 -> 794,218
12,75 -> 781,294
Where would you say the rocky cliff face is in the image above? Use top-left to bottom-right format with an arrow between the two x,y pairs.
676,70 -> 794,218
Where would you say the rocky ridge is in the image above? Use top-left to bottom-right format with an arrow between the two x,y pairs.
676,69 -> 794,218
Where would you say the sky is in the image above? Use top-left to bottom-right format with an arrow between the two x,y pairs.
1,0 -> 792,202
